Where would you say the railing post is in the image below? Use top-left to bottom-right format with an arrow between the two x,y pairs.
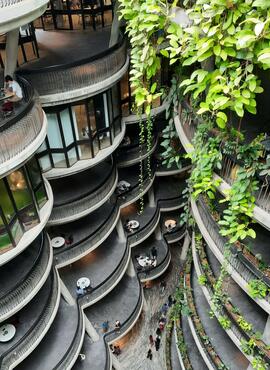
84,315 -> 99,342
60,278 -> 76,306
5,28 -> 19,77
148,187 -> 155,207
116,219 -> 126,242
126,259 -> 136,277
180,232 -> 191,263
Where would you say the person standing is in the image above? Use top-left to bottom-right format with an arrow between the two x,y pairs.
147,349 -> 153,360
151,246 -> 157,259
155,336 -> 161,351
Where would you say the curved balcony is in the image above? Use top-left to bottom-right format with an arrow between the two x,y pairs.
154,175 -> 187,211
116,136 -> 158,168
185,260 -> 249,370
84,274 -> 142,343
133,236 -> 171,282
0,78 -> 47,178
0,0 -> 48,34
192,196 -> 270,314
192,234 -> 270,364
61,230 -> 130,307
175,101 -> 270,230
48,161 -> 117,225
0,233 -> 52,322
20,34 -> 128,106
16,297 -> 85,370
0,270 -> 60,370
52,202 -> 120,267
117,165 -> 155,208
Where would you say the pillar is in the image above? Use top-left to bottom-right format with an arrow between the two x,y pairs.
4,28 -> 19,77
111,353 -> 122,370
84,315 -> 99,342
154,225 -> 162,240
116,219 -> 126,242
148,187 -> 155,208
60,279 -> 76,306
126,259 -> 136,277
262,314 -> 270,344
180,232 -> 190,262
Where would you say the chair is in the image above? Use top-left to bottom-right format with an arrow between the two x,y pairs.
82,0 -> 104,30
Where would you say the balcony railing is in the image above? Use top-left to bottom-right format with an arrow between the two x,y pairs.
0,269 -> 60,370
0,233 -> 52,321
0,77 -> 45,170
20,36 -> 127,98
178,101 -> 270,216
0,0 -> 23,6
196,197 -> 270,303
48,164 -> 117,224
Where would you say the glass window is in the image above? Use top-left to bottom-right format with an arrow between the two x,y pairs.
78,143 -> 93,159
52,153 -> 67,168
88,99 -> 97,134
67,147 -> 77,166
7,170 -> 39,231
0,214 -> 12,253
47,113 -> 63,148
72,104 -> 88,141
27,157 -> 42,189
0,179 -> 16,224
35,184 -> 47,209
60,108 -> 75,146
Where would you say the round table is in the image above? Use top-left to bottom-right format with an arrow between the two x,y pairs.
137,256 -> 157,267
128,220 -> 140,230
51,236 -> 65,248
117,180 -> 131,192
0,324 -> 16,342
164,219 -> 177,230
77,277 -> 91,289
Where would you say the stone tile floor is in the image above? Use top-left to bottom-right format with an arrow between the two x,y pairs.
117,243 -> 182,370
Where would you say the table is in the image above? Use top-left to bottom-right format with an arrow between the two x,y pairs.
137,256 -> 157,267
164,219 -> 177,230
127,220 -> 140,230
0,92 -> 13,102
116,180 -> 131,193
51,236 -> 65,248
0,324 -> 16,342
77,277 -> 91,289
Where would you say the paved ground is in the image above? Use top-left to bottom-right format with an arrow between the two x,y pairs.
117,243 -> 182,370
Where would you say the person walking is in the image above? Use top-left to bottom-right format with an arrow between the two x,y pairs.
156,327 -> 161,336
151,246 -> 157,259
149,334 -> 154,347
147,349 -> 153,360
161,303 -> 169,315
155,336 -> 161,351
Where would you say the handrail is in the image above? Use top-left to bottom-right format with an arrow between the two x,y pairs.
52,301 -> 84,370
0,76 -> 35,133
0,269 -> 59,369
52,161 -> 114,207
0,233 -> 44,300
20,35 -> 125,73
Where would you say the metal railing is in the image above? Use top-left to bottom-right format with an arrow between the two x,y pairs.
0,233 -> 51,320
0,77 -> 44,167
54,206 -> 119,266
49,164 -> 117,223
0,269 -> 59,370
19,37 -> 127,97
0,0 -> 23,7
197,197 -> 270,302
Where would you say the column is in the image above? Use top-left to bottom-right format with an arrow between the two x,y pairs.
84,315 -> 99,342
116,219 -> 126,242
111,353 -> 122,370
4,28 -> 19,77
148,187 -> 155,208
262,314 -> 270,343
126,259 -> 136,277
180,231 -> 190,262
154,225 -> 162,240
60,278 -> 76,306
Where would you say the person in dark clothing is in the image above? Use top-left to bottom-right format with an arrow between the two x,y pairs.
168,294 -> 174,307
156,327 -> 161,336
149,334 -> 154,347
147,349 -> 153,360
155,336 -> 161,351
151,246 -> 157,259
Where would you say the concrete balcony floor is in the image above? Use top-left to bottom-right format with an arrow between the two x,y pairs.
19,27 -> 111,70
50,160 -> 113,207
49,201 -> 115,250
154,175 -> 186,201
246,223 -> 270,265
60,230 -> 126,299
205,243 -> 267,333
73,333 -> 107,370
85,274 -> 141,335
181,315 -> 208,370
0,234 -> 42,296
121,201 -> 156,231
16,297 -> 79,370
191,266 -> 249,370
0,273 -> 53,357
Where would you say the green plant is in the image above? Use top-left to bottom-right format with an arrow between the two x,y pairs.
237,316 -> 253,332
252,356 -> 269,370
198,274 -> 207,286
218,315 -> 231,330
248,279 -> 268,299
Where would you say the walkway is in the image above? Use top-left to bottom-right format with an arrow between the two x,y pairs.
118,243 -> 182,370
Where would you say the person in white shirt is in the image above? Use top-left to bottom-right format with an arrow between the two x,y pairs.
4,75 -> 23,102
